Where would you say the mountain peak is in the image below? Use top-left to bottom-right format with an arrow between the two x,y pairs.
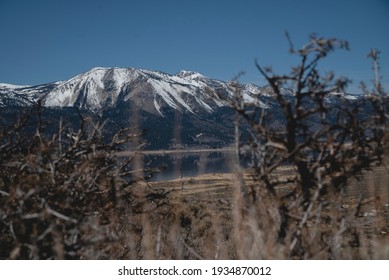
176,70 -> 205,80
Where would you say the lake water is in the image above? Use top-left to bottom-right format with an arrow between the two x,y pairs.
141,150 -> 238,181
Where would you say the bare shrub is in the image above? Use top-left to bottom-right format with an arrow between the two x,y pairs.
216,34 -> 389,259
0,105 -> 173,259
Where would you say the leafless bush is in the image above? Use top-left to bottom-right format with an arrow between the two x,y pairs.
219,34 -> 389,259
0,105 -> 175,259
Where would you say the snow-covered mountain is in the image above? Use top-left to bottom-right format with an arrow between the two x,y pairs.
1,67 -> 266,148
1,66 -> 359,112
0,67 -> 266,115
0,67 -> 363,149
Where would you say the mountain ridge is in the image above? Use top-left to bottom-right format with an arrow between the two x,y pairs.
0,67 -> 267,115
1,66 -> 359,112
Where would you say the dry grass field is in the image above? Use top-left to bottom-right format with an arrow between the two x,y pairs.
143,162 -> 389,259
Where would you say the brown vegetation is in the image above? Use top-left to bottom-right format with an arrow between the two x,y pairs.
0,107 -> 168,259
211,34 -> 389,259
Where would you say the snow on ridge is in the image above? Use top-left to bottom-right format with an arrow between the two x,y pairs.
330,92 -> 359,100
0,83 -> 31,89
111,68 -> 136,86
176,70 -> 205,80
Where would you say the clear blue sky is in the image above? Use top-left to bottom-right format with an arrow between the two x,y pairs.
1,0 -> 388,93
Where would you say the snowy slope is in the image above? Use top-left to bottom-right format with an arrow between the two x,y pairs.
41,67 -> 252,114
0,67 -> 265,114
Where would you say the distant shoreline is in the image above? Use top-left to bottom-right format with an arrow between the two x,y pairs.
115,147 -> 235,156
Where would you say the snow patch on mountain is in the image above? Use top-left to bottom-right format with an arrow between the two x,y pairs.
153,98 -> 163,116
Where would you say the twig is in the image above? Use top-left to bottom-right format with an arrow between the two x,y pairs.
0,190 -> 9,196
46,207 -> 78,223
178,236 -> 204,260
